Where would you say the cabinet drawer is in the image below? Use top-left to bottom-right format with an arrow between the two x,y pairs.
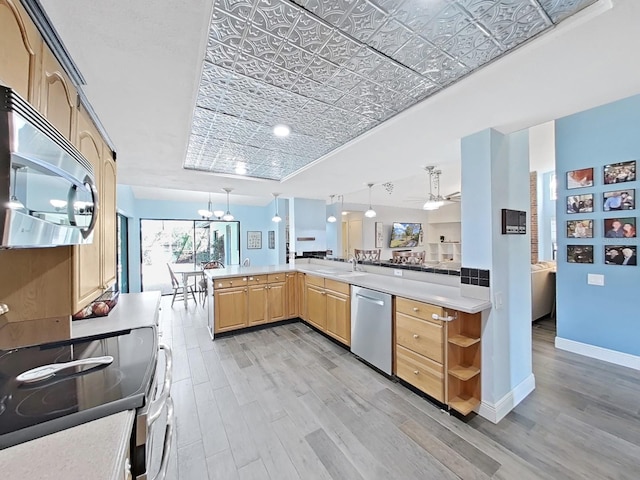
214,277 -> 247,289
267,273 -> 286,283
396,312 -> 443,363
306,275 -> 325,288
325,279 -> 349,295
396,345 -> 444,402
396,297 -> 443,323
247,275 -> 267,285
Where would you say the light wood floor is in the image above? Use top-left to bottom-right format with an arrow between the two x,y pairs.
160,299 -> 640,480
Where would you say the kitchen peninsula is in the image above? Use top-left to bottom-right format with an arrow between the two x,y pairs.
205,260 -> 490,416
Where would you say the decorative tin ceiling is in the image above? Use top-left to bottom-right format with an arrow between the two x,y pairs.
185,0 -> 596,181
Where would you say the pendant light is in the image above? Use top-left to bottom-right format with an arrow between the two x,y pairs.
198,192 -> 213,219
8,166 -> 24,210
423,166 -> 444,211
222,187 -> 234,221
327,194 -> 337,223
341,195 -> 348,216
271,193 -> 282,223
364,183 -> 376,218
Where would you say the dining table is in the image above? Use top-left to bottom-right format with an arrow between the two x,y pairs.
169,263 -> 204,308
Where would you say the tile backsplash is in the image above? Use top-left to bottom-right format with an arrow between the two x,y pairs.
460,267 -> 490,288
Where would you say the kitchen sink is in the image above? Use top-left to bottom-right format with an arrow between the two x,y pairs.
314,269 -> 338,274
337,272 -> 368,278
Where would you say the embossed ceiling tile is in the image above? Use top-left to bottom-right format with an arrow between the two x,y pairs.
442,23 -> 490,58
455,0 -> 501,19
317,30 -> 361,67
233,51 -> 273,80
343,47 -> 385,78
425,56 -> 469,87
379,65 -> 425,93
494,13 -> 548,48
476,0 -> 536,33
302,84 -> 344,104
325,67 -> 363,93
394,0 -> 449,31
390,34 -> 436,69
366,19 -> 413,56
250,0 -> 301,37
368,0 -> 405,15
217,0 -> 254,20
287,74 -> 321,96
205,39 -> 238,68
209,7 -> 246,47
295,0 -> 357,26
272,42 -> 315,74
338,0 -> 387,43
302,56 -> 340,84
539,0 -> 596,23
239,26 -> 283,62
416,4 -> 470,46
288,11 -> 334,54
457,39 -> 502,70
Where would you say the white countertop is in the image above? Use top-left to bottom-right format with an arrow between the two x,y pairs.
0,410 -> 135,480
206,263 -> 491,313
1,292 -> 162,480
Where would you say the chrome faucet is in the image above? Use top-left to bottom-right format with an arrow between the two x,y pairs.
347,254 -> 358,272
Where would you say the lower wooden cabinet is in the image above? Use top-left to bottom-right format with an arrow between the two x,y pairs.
267,281 -> 286,323
214,286 -> 248,333
248,284 -> 267,326
285,273 -> 298,318
396,345 -> 444,402
303,275 -> 350,346
447,311 -> 482,415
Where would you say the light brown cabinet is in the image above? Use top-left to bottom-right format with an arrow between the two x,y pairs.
303,275 -> 351,346
394,297 -> 445,402
285,273 -> 298,318
40,47 -> 76,140
214,286 -> 248,333
447,311 -> 482,416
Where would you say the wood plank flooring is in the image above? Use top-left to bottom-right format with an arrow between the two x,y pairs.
159,300 -> 640,479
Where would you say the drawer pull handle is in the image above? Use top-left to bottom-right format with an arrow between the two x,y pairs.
413,334 -> 419,339
413,307 -> 419,312
413,370 -> 419,375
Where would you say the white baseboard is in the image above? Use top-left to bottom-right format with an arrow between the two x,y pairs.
555,337 -> 640,370
477,373 -> 536,424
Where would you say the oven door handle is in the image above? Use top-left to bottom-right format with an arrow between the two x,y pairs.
151,396 -> 174,480
148,344 -> 172,426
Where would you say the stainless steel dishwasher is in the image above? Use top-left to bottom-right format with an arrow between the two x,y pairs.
351,286 -> 393,375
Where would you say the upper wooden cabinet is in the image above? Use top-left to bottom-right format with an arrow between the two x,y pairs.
40,47 -> 76,140
101,146 -> 117,289
0,0 -> 41,104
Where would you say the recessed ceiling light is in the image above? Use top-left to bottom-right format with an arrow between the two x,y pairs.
235,162 -> 247,175
273,124 -> 291,137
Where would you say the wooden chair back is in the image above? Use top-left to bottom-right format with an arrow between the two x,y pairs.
354,249 -> 381,262
391,251 -> 425,265
202,261 -> 224,269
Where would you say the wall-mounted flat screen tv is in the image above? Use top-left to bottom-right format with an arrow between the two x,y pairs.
390,222 -> 422,248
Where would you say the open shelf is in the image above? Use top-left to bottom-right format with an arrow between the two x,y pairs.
448,334 -> 480,347
448,365 -> 480,381
448,394 -> 480,416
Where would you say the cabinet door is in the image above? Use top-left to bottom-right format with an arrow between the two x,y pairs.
73,105 -> 103,312
285,273 -> 297,318
248,284 -> 267,326
101,149 -> 117,289
297,273 -> 306,320
326,291 -> 350,346
214,287 -> 247,333
40,47 -> 76,140
268,282 -> 286,323
0,0 -> 41,103
306,285 -> 326,330
396,345 -> 444,402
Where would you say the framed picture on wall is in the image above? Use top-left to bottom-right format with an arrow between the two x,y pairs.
566,194 -> 594,214
566,168 -> 594,189
604,217 -> 635,238
268,230 -> 275,249
567,245 -> 593,264
375,222 -> 383,248
604,160 -> 636,184
605,245 -> 637,265
603,189 -> 635,211
566,219 -> 593,238
247,231 -> 262,249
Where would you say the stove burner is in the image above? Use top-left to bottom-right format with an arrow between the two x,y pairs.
17,379 -> 78,418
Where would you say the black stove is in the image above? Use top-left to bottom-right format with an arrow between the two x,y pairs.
0,326 -> 157,450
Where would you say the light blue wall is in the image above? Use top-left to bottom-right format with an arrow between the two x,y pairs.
289,198 -> 327,254
116,186 -> 286,292
555,94 -> 640,356
538,171 -> 557,261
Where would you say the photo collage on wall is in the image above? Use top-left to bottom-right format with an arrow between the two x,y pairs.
566,161 -> 637,266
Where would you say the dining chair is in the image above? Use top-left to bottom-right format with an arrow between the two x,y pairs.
167,263 -> 197,307
354,249 -> 381,262
391,251 -> 425,265
199,260 -> 224,305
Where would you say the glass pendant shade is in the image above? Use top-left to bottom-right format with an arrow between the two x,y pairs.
327,194 -> 337,222
364,183 -> 376,218
222,188 -> 234,221
272,193 -> 282,222
198,193 -> 213,218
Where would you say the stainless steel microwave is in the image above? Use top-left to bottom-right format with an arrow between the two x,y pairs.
0,85 -> 98,248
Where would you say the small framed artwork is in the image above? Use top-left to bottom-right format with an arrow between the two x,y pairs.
566,168 -> 594,189
604,160 -> 636,185
375,222 -> 383,248
566,194 -> 594,214
604,245 -> 637,265
268,230 -> 275,249
603,189 -> 635,211
567,245 -> 593,264
566,219 -> 593,238
247,231 -> 262,249
604,217 -> 636,238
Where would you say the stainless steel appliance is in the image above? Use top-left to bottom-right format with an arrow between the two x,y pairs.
0,85 -> 99,248
351,286 -> 392,375
0,327 -> 173,479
